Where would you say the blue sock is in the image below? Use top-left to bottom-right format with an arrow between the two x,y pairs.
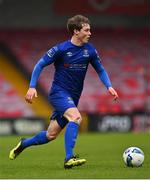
22,131 -> 50,149
64,121 -> 79,161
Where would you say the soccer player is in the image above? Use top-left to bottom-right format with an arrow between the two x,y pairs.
9,15 -> 118,169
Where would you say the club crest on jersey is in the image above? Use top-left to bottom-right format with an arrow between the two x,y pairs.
83,49 -> 89,57
66,52 -> 73,57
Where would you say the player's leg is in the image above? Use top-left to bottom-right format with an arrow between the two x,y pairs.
21,119 -> 62,148
46,119 -> 63,140
48,87 -> 86,168
63,107 -> 86,168
9,119 -> 62,160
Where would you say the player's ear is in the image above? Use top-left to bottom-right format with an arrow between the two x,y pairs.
74,29 -> 79,35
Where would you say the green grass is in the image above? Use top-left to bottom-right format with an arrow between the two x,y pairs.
0,133 -> 150,179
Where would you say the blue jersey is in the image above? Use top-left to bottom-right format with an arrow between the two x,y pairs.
30,40 -> 112,97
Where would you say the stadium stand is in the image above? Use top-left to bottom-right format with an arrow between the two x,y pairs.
0,50 -> 52,118
0,29 -> 149,114
0,73 -> 34,118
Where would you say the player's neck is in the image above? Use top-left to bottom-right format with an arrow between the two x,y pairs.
71,36 -> 83,46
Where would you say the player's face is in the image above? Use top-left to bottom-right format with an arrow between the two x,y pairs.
77,23 -> 91,44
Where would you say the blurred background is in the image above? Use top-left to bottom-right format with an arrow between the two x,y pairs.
0,0 -> 150,135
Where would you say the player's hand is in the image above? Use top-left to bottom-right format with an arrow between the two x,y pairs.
25,88 -> 38,104
108,87 -> 119,101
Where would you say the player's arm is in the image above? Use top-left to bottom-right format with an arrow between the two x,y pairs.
90,49 -> 118,101
25,46 -> 60,104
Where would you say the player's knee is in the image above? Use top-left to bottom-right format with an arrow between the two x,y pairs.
71,115 -> 82,125
64,110 -> 82,124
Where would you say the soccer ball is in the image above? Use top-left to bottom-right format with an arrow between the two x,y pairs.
123,147 -> 144,167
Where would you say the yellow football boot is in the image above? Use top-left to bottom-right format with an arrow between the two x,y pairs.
64,155 -> 86,169
9,139 -> 25,160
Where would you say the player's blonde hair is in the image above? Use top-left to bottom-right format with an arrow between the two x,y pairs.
67,15 -> 90,35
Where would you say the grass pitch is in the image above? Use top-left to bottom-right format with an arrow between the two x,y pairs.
0,133 -> 150,179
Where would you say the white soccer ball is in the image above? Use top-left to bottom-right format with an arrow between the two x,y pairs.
123,147 -> 144,167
